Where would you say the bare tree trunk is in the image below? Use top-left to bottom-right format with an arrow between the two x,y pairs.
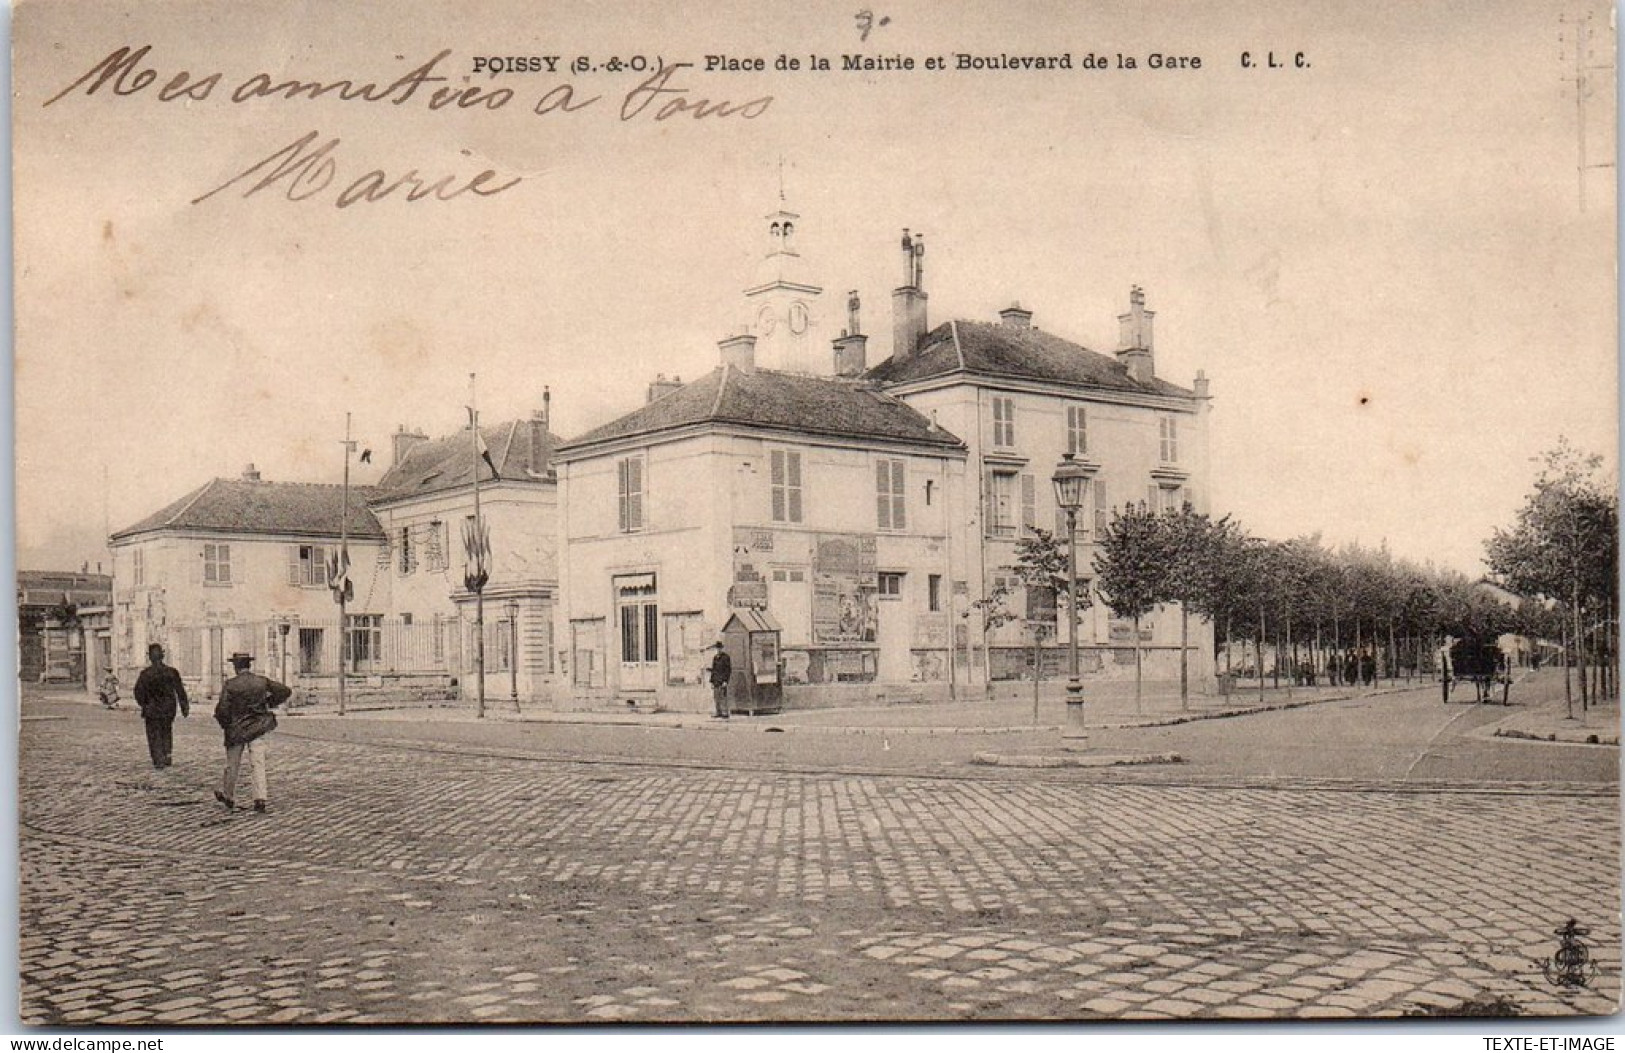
1133,615 -> 1143,714
1179,603 -> 1189,711
1256,609 -> 1266,704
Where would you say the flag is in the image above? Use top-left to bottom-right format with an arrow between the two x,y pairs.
326,546 -> 354,605
468,407 -> 500,481
462,516 -> 491,593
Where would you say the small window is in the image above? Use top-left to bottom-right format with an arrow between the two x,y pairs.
878,572 -> 904,598
876,458 -> 906,531
1068,405 -> 1088,456
770,449 -> 803,523
132,549 -> 145,587
1159,416 -> 1179,463
203,543 -> 232,585
984,470 -> 1018,538
618,456 -> 646,533
992,396 -> 1016,448
928,574 -> 943,612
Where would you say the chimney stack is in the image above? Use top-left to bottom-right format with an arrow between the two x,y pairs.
834,291 -> 869,376
719,333 -> 757,373
646,373 -> 683,404
241,463 -> 262,482
529,388 -> 553,477
1193,370 -> 1211,399
998,303 -> 1033,329
1116,285 -> 1155,384
891,229 -> 928,361
392,425 -> 429,468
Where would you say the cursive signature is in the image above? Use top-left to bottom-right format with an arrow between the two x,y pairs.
191,131 -> 522,208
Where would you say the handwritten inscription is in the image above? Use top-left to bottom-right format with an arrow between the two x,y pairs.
190,132 -> 522,209
45,48 -> 774,206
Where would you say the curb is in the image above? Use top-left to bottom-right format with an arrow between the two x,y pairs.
971,750 -> 1184,769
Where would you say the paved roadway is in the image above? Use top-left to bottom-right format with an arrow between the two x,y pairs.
18,682 -> 1619,1025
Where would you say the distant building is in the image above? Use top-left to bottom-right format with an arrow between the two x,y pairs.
17,570 -> 113,686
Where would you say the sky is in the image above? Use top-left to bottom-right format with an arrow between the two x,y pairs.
11,0 -> 1617,577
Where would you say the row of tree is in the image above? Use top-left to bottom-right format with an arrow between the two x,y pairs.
978,440 -> 1618,712
1485,440 -> 1618,713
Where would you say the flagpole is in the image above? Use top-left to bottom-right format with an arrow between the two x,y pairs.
339,412 -> 352,717
471,374 -> 486,720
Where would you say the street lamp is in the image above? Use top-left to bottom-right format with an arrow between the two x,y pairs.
506,599 -> 520,710
1052,452 -> 1089,743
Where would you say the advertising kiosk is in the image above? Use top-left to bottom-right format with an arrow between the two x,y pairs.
721,610 -> 783,715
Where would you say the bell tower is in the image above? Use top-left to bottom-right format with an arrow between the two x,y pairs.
741,173 -> 825,374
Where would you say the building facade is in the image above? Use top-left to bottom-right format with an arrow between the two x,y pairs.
107,208 -> 1215,710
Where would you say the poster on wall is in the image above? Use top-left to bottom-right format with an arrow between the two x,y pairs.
811,534 -> 877,644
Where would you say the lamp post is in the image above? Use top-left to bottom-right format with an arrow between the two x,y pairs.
1052,453 -> 1089,743
506,599 -> 520,710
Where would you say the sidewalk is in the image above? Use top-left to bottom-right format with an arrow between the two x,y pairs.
285,678 -> 1418,736
1484,670 -> 1620,746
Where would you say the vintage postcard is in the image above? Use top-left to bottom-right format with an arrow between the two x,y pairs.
11,0 -> 1619,1032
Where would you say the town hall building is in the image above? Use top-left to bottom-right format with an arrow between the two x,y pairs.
108,202 -> 1215,711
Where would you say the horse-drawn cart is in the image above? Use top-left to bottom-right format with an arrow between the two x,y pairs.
1442,636 -> 1511,704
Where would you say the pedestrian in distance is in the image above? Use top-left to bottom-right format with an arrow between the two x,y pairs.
133,643 -> 189,769
1360,650 -> 1377,687
213,651 -> 291,814
709,641 -> 732,720
97,669 -> 121,709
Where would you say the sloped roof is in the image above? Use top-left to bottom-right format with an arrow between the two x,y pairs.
373,419 -> 561,500
865,319 -> 1196,399
558,366 -> 965,455
111,479 -> 385,541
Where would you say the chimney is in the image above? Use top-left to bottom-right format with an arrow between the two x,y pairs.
998,303 -> 1033,329
646,373 -> 683,404
392,425 -> 429,468
1116,285 -> 1155,384
891,229 -> 928,361
719,333 -> 757,373
528,389 -> 554,477
1193,370 -> 1211,399
834,290 -> 869,377
241,463 -> 262,482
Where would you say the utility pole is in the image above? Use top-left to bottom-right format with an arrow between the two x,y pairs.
468,374 -> 488,720
337,412 -> 354,717
1561,7 -> 1615,211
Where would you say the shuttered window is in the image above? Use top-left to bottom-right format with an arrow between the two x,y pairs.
1067,405 -> 1088,455
770,449 -> 803,523
991,397 -> 1016,448
617,456 -> 645,533
876,458 -> 906,531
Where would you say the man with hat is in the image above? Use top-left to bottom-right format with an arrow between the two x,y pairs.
213,651 -> 291,813
708,641 -> 732,720
133,643 -> 188,768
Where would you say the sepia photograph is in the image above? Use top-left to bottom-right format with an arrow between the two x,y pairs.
10,0 -> 1620,1032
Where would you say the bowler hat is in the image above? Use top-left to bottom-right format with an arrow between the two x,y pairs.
229,651 -> 254,664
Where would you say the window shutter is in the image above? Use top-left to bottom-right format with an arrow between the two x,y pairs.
891,460 -> 906,531
789,453 -> 803,523
629,458 -> 644,530
770,450 -> 785,521
1094,480 -> 1109,536
1021,474 -> 1036,534
875,460 -> 891,530
617,459 -> 629,532
287,545 -> 301,586
218,544 -> 231,584
1147,485 -> 1159,511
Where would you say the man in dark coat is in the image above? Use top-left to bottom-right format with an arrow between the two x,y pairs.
708,641 -> 732,719
133,643 -> 188,769
213,652 -> 292,813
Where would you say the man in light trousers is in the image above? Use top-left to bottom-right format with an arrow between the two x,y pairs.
213,651 -> 292,814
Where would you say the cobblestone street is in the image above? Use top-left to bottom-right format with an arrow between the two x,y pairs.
19,702 -> 1620,1025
